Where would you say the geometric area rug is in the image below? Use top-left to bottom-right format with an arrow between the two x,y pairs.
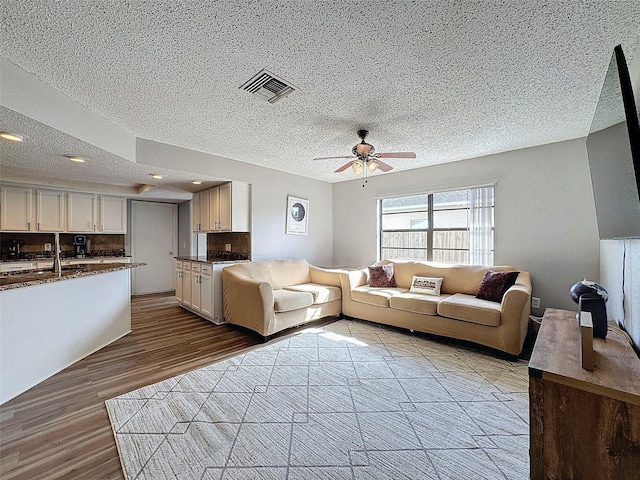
106,320 -> 530,480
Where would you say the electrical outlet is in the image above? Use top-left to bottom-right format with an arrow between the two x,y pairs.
225,243 -> 232,251
531,297 -> 540,309
44,243 -> 52,252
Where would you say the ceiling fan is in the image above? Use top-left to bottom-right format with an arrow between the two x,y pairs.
314,129 -> 416,177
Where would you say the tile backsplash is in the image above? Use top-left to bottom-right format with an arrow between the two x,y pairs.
1,233 -> 125,260
207,232 -> 251,259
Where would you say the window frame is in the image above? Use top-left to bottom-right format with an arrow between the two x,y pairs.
378,187 -> 494,264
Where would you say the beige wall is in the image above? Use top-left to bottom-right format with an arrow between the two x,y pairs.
332,138 -> 601,314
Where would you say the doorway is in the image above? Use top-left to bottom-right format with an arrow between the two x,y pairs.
131,201 -> 178,295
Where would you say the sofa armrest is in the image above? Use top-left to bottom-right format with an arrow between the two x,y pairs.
499,271 -> 532,352
501,285 -> 530,321
341,268 -> 368,291
222,269 -> 275,335
309,265 -> 342,287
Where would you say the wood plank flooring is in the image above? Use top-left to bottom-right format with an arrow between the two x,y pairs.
0,293 -> 333,479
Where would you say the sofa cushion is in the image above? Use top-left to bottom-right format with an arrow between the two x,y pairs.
284,283 -> 342,304
476,270 -> 520,303
273,289 -> 314,313
351,286 -> 408,307
389,292 -> 449,315
437,293 -> 502,327
368,264 -> 397,287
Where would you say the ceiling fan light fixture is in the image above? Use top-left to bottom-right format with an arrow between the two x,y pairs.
367,160 -> 379,172
355,142 -> 373,155
352,159 -> 364,175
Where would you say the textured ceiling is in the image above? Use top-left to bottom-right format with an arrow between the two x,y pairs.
1,0 -> 639,190
0,107 -> 224,202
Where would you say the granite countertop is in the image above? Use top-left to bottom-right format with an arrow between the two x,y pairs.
0,255 -> 132,263
0,262 -> 146,291
175,255 -> 250,264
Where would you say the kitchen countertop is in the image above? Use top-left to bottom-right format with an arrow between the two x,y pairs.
0,255 -> 132,263
0,262 -> 145,291
175,255 -> 250,264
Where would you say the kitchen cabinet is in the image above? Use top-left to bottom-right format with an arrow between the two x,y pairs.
200,189 -> 211,232
210,182 -> 251,232
67,192 -> 97,232
192,189 -> 212,232
182,266 -> 192,308
0,186 -> 34,231
67,192 -> 127,233
192,192 -> 201,232
99,195 -> 127,233
175,260 -> 184,304
174,259 -> 226,324
36,190 -> 66,232
1,186 -> 127,233
190,262 -> 202,312
192,182 -> 250,233
200,264 -> 213,318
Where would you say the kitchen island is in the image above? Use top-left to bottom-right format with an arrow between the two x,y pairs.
0,262 -> 145,404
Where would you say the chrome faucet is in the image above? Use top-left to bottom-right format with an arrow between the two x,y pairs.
52,232 -> 61,275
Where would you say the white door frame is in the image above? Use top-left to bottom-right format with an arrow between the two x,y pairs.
130,201 -> 178,295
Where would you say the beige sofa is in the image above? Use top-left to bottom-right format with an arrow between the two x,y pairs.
222,259 -> 342,338
340,260 -> 532,356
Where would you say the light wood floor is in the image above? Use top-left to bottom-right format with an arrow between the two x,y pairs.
0,293 -> 333,479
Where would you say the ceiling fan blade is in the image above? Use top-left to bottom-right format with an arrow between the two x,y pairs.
375,160 -> 394,172
313,155 -> 356,161
334,161 -> 355,173
375,152 -> 417,159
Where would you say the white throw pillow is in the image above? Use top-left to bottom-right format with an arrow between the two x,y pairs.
409,276 -> 443,296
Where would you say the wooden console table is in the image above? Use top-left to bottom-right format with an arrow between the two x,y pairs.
528,308 -> 640,479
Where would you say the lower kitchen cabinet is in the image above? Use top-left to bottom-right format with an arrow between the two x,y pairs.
174,260 -> 225,324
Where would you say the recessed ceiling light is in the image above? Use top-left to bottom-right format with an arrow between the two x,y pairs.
0,131 -> 24,142
65,155 -> 86,163
192,180 -> 202,185
151,174 -> 163,179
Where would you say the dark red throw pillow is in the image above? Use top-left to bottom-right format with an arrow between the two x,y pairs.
368,264 -> 397,287
476,270 -> 520,303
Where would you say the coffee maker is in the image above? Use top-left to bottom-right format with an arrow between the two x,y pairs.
73,235 -> 87,258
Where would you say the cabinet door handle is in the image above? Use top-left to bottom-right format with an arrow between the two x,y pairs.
37,222 -> 40,230
101,224 -> 104,231
93,224 -> 96,231
27,222 -> 31,230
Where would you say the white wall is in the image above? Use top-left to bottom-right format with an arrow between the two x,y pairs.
332,138 -> 601,313
601,239 -> 640,350
137,139 -> 334,266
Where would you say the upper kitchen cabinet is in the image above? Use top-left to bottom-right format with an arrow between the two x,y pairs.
210,182 -> 250,232
99,195 -> 127,233
192,182 -> 250,233
192,192 -> 201,232
67,192 -> 98,232
200,188 -> 211,232
67,192 -> 127,233
36,190 -> 66,232
0,186 -> 34,231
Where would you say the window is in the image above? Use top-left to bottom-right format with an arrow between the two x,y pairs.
379,186 -> 494,265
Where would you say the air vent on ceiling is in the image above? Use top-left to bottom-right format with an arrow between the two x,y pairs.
240,69 -> 296,103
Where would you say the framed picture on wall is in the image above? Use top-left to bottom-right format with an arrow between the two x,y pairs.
286,195 -> 309,235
